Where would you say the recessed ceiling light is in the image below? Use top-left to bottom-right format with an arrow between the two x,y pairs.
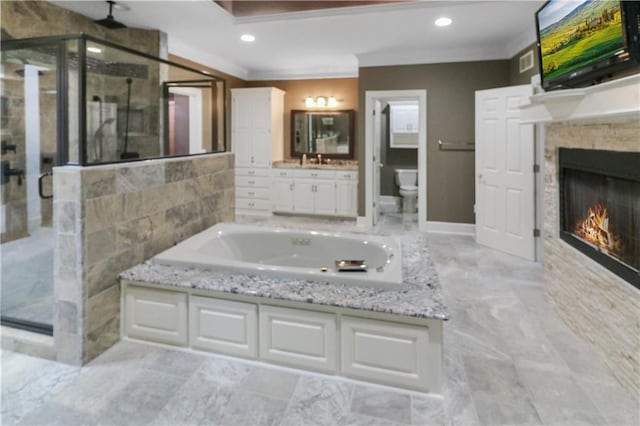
241,34 -> 256,42
87,46 -> 102,53
435,17 -> 452,27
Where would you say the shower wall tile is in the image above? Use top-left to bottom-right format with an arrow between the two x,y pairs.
116,164 -> 166,193
86,228 -> 116,266
53,153 -> 234,366
56,301 -> 78,335
56,202 -> 76,234
85,197 -> 117,234
115,192 -> 143,222
82,169 -> 116,199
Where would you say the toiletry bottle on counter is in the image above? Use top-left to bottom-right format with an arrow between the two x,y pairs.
302,153 -> 307,165
318,154 -> 322,164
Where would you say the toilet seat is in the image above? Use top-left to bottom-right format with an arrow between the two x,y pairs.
399,185 -> 418,192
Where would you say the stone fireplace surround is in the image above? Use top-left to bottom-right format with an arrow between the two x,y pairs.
522,74 -> 640,397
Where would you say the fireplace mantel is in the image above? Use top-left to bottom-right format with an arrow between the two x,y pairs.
521,73 -> 640,124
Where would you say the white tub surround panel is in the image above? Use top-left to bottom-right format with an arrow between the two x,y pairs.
523,74 -> 640,397
120,233 -> 447,393
232,87 -> 285,216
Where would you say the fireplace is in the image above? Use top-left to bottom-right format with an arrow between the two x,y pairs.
559,148 -> 640,287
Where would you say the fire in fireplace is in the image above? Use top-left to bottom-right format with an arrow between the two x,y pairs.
559,149 -> 640,288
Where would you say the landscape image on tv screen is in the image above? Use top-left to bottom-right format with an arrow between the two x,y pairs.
539,0 -> 625,82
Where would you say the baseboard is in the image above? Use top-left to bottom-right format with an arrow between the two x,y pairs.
426,221 -> 475,236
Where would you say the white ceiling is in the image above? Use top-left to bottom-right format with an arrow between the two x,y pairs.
51,0 -> 544,80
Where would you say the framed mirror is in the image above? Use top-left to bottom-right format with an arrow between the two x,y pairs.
291,109 -> 354,159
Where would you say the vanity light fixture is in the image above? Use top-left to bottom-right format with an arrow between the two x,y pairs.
240,34 -> 256,42
304,96 -> 339,108
305,96 -> 315,107
87,46 -> 102,53
435,17 -> 452,27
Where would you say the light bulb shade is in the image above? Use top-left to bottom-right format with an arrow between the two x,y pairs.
316,96 -> 327,107
328,96 -> 338,107
305,96 -> 315,107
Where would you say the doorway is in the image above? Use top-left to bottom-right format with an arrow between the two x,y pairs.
1,42 -> 59,334
364,90 -> 427,232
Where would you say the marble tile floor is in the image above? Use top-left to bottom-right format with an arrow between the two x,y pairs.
2,214 -> 638,426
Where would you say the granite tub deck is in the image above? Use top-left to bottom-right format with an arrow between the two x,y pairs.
119,233 -> 447,393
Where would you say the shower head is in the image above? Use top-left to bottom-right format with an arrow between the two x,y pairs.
94,1 -> 127,29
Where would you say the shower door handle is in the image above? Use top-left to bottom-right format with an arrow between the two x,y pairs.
38,171 -> 53,199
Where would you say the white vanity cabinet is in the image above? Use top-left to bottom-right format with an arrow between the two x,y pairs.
335,171 -> 358,217
232,87 -> 284,215
270,168 -> 358,217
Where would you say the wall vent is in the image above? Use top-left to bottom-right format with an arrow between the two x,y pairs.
519,50 -> 534,73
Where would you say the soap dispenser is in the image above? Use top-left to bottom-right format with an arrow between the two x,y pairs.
302,153 -> 307,166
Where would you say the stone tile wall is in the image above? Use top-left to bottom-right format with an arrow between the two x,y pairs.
53,153 -> 234,365
544,120 -> 640,397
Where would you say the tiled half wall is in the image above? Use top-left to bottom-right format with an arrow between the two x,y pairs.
544,121 -> 640,396
53,153 -> 234,365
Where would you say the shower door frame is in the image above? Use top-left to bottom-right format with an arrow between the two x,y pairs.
0,36 -> 72,335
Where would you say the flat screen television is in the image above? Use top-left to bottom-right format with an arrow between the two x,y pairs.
535,0 -> 640,90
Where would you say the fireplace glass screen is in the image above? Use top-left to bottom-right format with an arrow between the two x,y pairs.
561,167 -> 640,280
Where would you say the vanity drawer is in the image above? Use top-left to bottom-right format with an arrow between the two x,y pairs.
272,168 -> 295,178
236,168 -> 269,178
335,171 -> 358,181
189,296 -> 258,359
236,175 -> 270,188
259,305 -> 337,373
237,187 -> 269,200
236,198 -> 271,211
294,169 -> 335,180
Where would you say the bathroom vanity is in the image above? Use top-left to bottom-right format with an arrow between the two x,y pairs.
271,162 -> 358,217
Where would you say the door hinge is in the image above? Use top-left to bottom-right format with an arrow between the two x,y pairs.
473,204 -> 476,214
373,109 -> 376,116
534,228 -> 541,237
373,201 -> 376,207
533,164 -> 540,173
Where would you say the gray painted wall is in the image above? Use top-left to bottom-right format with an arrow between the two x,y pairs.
509,43 -> 540,85
358,60 -> 511,224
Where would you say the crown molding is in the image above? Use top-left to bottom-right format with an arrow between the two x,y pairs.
357,44 -> 510,68
169,39 -> 249,80
247,67 -> 359,81
506,27 -> 536,59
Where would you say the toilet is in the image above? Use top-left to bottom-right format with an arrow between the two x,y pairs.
394,169 -> 418,213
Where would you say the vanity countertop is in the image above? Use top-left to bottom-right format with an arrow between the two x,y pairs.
120,233 -> 448,321
272,160 -> 358,171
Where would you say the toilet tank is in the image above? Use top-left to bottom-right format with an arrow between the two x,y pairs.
395,169 -> 417,186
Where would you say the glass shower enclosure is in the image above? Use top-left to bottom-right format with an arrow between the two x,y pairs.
0,34 -> 225,334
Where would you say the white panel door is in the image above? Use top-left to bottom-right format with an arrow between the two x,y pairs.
293,180 -> 314,213
251,131 -> 272,168
372,101 -> 382,225
475,85 -> 535,260
335,180 -> 357,217
272,178 -> 295,212
314,181 -> 336,215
